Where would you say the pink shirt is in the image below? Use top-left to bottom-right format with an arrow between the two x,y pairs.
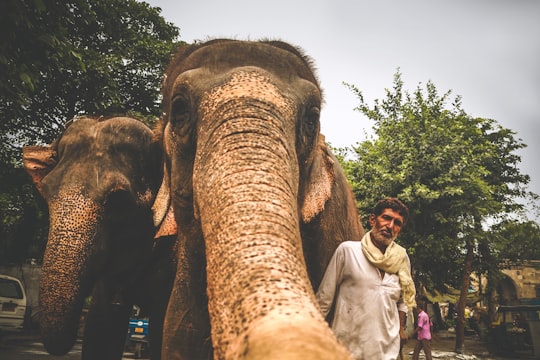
417,310 -> 432,340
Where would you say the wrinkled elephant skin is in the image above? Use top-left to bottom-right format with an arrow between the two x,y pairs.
23,117 -> 175,359
153,40 -> 364,359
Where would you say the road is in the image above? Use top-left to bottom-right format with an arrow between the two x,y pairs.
2,331 -> 532,359
0,335 -> 148,360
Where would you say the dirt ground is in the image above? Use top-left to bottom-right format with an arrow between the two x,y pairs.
401,330 -> 537,360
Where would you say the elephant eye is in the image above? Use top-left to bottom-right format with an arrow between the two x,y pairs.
170,97 -> 191,125
303,106 -> 320,135
296,105 -> 320,159
308,106 -> 320,124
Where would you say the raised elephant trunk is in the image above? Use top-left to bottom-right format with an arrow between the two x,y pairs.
39,185 -> 102,355
191,70 -> 351,359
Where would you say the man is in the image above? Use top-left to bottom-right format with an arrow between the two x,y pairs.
316,198 -> 416,360
412,301 -> 432,360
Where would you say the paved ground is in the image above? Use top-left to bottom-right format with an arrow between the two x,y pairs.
2,329 -> 536,359
0,333 -> 145,359
401,330 -> 537,360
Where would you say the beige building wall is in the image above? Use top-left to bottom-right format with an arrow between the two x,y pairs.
501,260 -> 540,301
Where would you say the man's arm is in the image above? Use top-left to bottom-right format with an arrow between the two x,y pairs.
315,244 -> 344,318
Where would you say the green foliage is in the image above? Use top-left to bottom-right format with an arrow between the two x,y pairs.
490,220 -> 540,265
0,0 -> 179,162
0,0 -> 180,264
0,166 -> 49,265
342,70 -> 537,289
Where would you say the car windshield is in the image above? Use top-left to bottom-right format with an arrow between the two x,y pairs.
0,278 -> 23,299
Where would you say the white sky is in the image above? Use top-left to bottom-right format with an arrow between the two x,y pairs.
144,0 -> 540,218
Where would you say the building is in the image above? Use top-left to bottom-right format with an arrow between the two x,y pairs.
498,260 -> 540,305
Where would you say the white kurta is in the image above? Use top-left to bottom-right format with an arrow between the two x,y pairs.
316,240 -> 409,360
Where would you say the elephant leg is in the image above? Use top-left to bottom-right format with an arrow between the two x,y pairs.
148,235 -> 177,360
162,232 -> 212,360
82,282 -> 132,360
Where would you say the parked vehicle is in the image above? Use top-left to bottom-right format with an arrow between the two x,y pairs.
0,274 -> 27,333
488,304 -> 540,358
125,306 -> 149,358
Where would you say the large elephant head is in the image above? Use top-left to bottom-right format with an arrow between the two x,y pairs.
154,40 -> 362,359
23,116 -> 163,357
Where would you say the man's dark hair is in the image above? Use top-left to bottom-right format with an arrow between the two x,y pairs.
372,198 -> 409,225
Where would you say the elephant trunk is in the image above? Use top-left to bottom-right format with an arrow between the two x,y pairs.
39,186 -> 102,355
194,71 -> 351,359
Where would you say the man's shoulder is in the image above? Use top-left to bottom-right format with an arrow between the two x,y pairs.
335,241 -> 363,257
337,240 -> 361,250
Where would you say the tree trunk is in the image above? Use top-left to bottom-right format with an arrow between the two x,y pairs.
486,269 -> 499,324
454,238 -> 475,353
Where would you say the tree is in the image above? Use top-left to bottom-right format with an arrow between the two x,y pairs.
0,0 -> 180,264
0,0 -> 179,160
342,70 -> 536,352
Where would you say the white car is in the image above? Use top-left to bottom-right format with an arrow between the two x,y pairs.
0,274 -> 27,333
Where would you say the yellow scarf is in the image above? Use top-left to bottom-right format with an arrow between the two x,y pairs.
361,231 -> 417,309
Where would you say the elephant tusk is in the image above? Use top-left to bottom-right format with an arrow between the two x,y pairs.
152,180 -> 170,228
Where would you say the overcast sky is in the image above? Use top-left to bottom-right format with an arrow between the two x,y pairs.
145,0 -> 540,218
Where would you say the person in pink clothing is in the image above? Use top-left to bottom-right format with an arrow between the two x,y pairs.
412,301 -> 432,360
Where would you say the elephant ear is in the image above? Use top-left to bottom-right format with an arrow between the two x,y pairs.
22,145 -> 57,196
152,164 -> 178,238
300,136 -> 335,223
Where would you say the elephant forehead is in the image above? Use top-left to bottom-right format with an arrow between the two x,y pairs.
200,70 -> 295,117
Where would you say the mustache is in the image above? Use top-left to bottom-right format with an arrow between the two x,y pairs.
380,228 -> 393,237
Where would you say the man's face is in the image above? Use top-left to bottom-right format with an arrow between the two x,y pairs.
369,208 -> 405,251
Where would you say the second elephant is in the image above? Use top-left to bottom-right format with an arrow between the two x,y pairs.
23,116 -> 176,360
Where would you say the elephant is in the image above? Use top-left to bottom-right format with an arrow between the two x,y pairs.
152,39 -> 365,359
23,116 -> 177,359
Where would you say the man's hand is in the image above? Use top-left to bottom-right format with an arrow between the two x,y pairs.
398,310 -> 408,344
399,327 -> 408,344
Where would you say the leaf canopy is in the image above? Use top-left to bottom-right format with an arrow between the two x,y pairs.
342,70 -> 535,288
